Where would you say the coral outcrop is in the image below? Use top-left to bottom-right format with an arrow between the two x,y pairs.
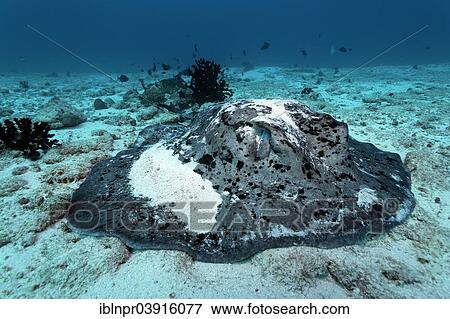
68,99 -> 414,262
139,75 -> 194,112
138,59 -> 233,111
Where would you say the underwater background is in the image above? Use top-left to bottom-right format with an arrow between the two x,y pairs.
1,0 -> 450,72
0,0 -> 449,298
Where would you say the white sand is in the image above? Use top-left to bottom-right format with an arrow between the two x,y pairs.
129,144 -> 222,233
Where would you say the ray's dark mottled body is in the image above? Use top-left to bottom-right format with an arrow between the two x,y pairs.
68,100 -> 414,263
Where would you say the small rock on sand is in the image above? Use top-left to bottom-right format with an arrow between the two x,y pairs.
36,97 -> 87,129
93,98 -> 108,110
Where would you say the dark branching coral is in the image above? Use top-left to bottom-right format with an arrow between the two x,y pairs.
0,118 -> 59,159
188,58 -> 233,105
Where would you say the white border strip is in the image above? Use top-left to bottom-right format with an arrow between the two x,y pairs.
0,299 -> 448,319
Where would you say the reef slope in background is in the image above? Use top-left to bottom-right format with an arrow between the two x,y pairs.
68,99 -> 415,262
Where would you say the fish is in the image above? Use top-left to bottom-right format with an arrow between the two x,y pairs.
301,50 -> 308,57
241,61 -> 254,72
152,63 -> 157,72
194,44 -> 198,52
118,74 -> 129,83
147,69 -> 152,76
339,47 -> 352,53
243,49 -> 247,56
162,64 -> 171,71
260,42 -> 271,50
230,54 -> 233,61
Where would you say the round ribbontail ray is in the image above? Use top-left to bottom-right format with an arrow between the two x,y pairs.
67,99 -> 415,263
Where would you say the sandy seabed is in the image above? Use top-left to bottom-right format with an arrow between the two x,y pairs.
0,64 -> 449,298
